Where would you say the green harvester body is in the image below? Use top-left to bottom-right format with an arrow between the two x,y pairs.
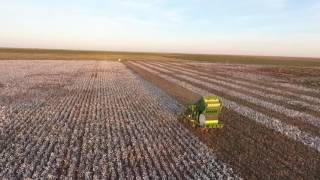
188,96 -> 223,128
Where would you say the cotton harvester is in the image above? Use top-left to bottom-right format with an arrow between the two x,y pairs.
186,96 -> 224,128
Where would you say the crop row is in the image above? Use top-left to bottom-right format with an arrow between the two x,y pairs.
132,61 -> 320,152
167,62 -> 320,108
184,62 -> 320,99
149,62 -> 320,136
0,61 -> 239,179
126,61 -> 320,179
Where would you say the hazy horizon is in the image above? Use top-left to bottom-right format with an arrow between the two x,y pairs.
1,0 -> 320,58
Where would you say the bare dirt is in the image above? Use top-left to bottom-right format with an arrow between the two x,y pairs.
147,62 -> 320,137
256,66 -> 320,88
125,61 -> 320,180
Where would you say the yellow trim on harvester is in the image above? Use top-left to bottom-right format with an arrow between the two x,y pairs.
204,99 -> 219,103
207,103 -> 221,108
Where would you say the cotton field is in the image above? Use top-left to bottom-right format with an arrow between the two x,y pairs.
1,59 -> 320,179
126,61 -> 320,179
0,61 -> 240,179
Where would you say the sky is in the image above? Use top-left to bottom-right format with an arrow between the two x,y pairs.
0,0 -> 320,57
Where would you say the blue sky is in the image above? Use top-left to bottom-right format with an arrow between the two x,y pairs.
1,0 -> 320,57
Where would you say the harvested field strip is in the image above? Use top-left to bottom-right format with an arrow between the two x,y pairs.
154,62 -> 320,117
141,62 -> 320,137
167,62 -> 320,106
137,83 -> 232,177
0,61 -> 239,179
149,62 -> 320,135
162,62 -> 320,109
131,61 -> 320,152
276,82 -> 320,94
175,62 -> 320,101
133,61 -> 317,155
178,62 -> 320,101
125,61 -> 320,180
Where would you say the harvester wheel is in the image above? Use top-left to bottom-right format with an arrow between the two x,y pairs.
199,114 -> 206,127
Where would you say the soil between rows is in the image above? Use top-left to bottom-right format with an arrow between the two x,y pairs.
147,62 -> 320,137
163,62 -> 320,108
180,62 -> 320,99
124,61 -> 320,180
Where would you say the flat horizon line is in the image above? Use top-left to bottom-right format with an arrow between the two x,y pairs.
1,46 -> 320,60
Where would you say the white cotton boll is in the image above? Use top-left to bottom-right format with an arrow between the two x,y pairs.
0,61 -> 240,179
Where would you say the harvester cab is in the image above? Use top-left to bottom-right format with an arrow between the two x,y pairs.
187,96 -> 223,128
